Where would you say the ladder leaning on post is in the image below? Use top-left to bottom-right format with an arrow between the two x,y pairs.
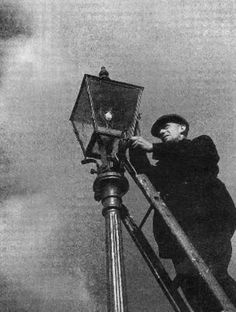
117,152 -> 236,312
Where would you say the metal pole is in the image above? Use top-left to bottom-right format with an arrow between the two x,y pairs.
93,171 -> 129,312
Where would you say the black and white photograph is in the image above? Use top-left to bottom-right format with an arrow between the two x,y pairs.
0,0 -> 235,311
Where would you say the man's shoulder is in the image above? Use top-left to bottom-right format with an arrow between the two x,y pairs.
190,135 -> 219,158
191,135 -> 215,144
177,135 -> 214,147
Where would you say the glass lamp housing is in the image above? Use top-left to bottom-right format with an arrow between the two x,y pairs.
70,74 -> 144,159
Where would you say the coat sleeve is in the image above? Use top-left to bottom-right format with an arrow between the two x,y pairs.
152,135 -> 219,165
129,147 -> 161,190
129,147 -> 152,174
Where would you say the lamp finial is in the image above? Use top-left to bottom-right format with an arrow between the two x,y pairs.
99,66 -> 110,79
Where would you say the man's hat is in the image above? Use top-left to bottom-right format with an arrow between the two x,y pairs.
151,114 -> 189,137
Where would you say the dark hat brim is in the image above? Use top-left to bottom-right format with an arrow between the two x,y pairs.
151,114 -> 189,137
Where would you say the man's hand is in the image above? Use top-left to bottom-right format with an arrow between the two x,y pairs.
129,136 -> 153,152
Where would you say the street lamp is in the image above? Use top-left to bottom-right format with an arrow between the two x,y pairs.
70,67 -> 144,312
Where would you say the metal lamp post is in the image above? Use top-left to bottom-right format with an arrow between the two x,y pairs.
70,68 -> 144,312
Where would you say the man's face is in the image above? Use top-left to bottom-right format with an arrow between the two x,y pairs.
159,122 -> 185,142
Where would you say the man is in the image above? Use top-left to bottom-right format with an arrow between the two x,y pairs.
129,114 -> 236,311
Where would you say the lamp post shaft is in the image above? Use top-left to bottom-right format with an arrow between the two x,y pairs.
93,172 -> 129,312
105,209 -> 127,312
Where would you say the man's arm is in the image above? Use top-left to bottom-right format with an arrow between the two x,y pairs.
152,135 -> 219,164
129,147 -> 151,174
129,136 -> 153,152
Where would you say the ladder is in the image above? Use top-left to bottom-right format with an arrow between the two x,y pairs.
118,154 -> 236,312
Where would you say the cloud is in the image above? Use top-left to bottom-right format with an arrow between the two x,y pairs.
0,0 -> 32,83
0,1 -> 32,40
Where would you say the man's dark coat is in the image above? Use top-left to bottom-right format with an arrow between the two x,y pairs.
130,135 -> 236,276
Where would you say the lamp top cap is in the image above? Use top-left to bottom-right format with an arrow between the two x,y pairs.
99,66 -> 110,80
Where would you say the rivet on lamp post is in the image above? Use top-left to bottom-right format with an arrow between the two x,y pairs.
70,67 -> 144,312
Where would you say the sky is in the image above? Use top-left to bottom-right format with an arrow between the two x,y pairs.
0,0 -> 235,311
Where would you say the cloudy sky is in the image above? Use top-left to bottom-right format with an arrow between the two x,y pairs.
0,0 -> 235,311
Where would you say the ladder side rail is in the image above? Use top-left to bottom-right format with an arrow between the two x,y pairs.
121,206 -> 194,312
122,158 -> 236,312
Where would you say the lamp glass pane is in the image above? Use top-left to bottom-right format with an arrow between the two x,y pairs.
70,77 -> 95,157
72,120 -> 94,157
87,77 -> 142,134
71,78 -> 92,124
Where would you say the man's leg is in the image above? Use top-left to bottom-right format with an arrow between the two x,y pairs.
209,242 -> 236,307
172,254 -> 236,310
217,273 -> 236,307
180,275 -> 222,312
172,257 -> 224,311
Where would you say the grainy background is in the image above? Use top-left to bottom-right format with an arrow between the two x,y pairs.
0,0 -> 235,311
